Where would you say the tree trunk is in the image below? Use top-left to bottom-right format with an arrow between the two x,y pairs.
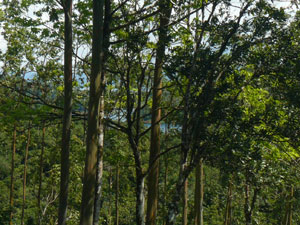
182,178 -> 188,225
38,125 -> 46,225
80,0 -> 105,223
224,180 -> 232,225
146,1 -> 172,225
21,126 -> 31,225
93,1 -> 111,223
58,0 -> 73,224
137,172 -> 146,225
93,98 -> 104,225
9,124 -> 17,225
194,158 -> 204,225
115,164 -> 120,225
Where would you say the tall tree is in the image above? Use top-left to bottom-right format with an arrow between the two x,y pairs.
58,0 -> 73,224
93,1 -> 111,224
80,0 -> 105,224
146,0 -> 172,224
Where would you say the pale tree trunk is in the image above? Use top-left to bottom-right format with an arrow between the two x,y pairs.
115,164 -> 120,225
194,159 -> 204,225
93,97 -> 104,225
182,178 -> 188,225
9,124 -> 17,225
283,186 -> 293,225
58,0 -> 73,224
80,0 -> 105,224
224,180 -> 232,225
38,125 -> 46,225
21,126 -> 31,225
146,1 -> 172,225
137,172 -> 146,225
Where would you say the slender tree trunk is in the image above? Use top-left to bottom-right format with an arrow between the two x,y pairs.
93,96 -> 104,225
38,125 -> 46,225
146,1 -> 172,225
137,172 -> 146,225
21,126 -> 31,225
93,1 -> 111,224
224,180 -> 232,225
182,178 -> 188,225
58,0 -> 73,224
194,159 -> 204,225
115,164 -> 120,225
9,124 -> 17,225
80,0 -> 104,223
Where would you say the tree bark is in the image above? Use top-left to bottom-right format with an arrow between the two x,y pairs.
136,173 -> 146,225
93,96 -> 104,225
80,0 -> 105,224
194,158 -> 204,225
38,125 -> 46,225
9,124 -> 17,225
146,1 -> 172,225
21,126 -> 31,225
115,164 -> 120,225
58,0 -> 73,224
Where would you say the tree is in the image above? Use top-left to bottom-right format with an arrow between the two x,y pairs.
146,1 -> 172,224
79,0 -> 105,223
58,0 -> 73,224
